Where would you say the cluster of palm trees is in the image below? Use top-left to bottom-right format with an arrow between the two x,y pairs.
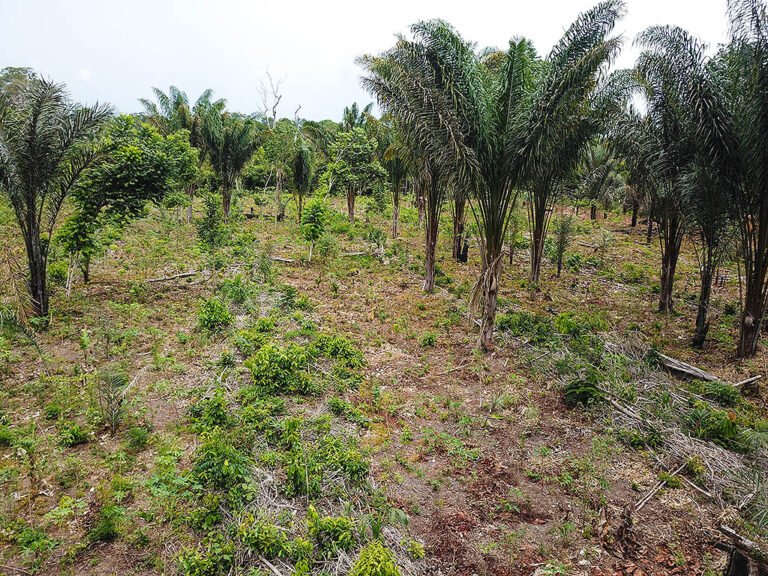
612,0 -> 768,356
360,2 -> 625,350
361,0 -> 768,356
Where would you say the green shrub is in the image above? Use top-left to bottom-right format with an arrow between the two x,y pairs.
191,430 -> 253,499
349,541 -> 402,576
0,425 -> 14,447
89,503 -> 124,542
178,533 -> 234,576
496,311 -> 558,346
189,388 -> 233,430
246,343 -> 314,395
563,368 -> 605,407
658,472 -> 682,489
312,334 -> 363,368
188,494 -> 223,531
58,421 -> 88,447
126,426 -> 150,451
218,274 -> 254,307
420,332 -> 437,347
307,505 -> 356,554
238,515 -> 292,558
197,297 -> 232,333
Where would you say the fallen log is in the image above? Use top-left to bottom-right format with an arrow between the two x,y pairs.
659,353 -> 720,382
341,251 -> 367,257
146,271 -> 196,283
271,257 -> 294,263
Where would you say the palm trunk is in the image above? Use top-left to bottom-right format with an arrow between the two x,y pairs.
646,198 -> 655,245
222,185 -> 232,224
24,228 -> 49,318
452,194 -> 466,261
480,251 -> 501,351
590,204 -> 597,220
347,187 -> 355,224
658,214 -> 683,313
297,195 -> 304,224
391,190 -> 400,239
630,199 -> 639,228
528,185 -> 551,287
424,193 -> 439,293
738,262 -> 768,358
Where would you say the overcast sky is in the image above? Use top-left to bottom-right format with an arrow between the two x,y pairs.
0,0 -> 730,121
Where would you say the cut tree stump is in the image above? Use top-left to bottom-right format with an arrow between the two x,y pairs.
719,525 -> 768,576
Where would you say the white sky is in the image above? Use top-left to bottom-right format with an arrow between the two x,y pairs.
0,0 -> 730,121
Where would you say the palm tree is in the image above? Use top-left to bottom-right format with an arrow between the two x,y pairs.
0,79 -> 112,317
292,140 -> 312,223
719,0 -> 768,356
523,4 -> 626,287
202,112 -> 258,222
361,1 -> 624,349
139,86 -> 226,221
573,142 -> 626,220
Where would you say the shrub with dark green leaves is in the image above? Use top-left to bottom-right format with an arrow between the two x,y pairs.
245,343 -> 314,395
191,430 -> 253,497
58,421 -> 88,447
197,297 -> 232,334
178,533 -> 234,576
189,388 -> 233,430
496,311 -> 558,346
563,368 -> 605,407
89,503 -> 124,542
312,333 -> 364,368
237,514 -> 292,558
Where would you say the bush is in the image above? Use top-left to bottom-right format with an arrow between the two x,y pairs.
420,332 -> 437,347
496,311 -> 558,346
178,533 -> 234,576
126,426 -> 150,451
563,368 -> 605,407
58,421 -> 88,447
307,505 -> 356,554
238,515 -> 292,558
245,343 -> 314,395
191,430 -> 253,500
312,334 -> 364,368
198,297 -> 232,333
89,503 -> 124,542
349,541 -> 402,576
188,388 -> 233,430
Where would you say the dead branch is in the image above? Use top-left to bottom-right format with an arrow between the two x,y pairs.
146,271 -> 196,283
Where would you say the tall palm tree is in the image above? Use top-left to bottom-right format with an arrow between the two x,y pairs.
523,4 -> 626,287
0,79 -> 111,317
139,86 -> 226,221
361,1 -> 624,349
202,112 -> 258,222
720,0 -> 768,356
